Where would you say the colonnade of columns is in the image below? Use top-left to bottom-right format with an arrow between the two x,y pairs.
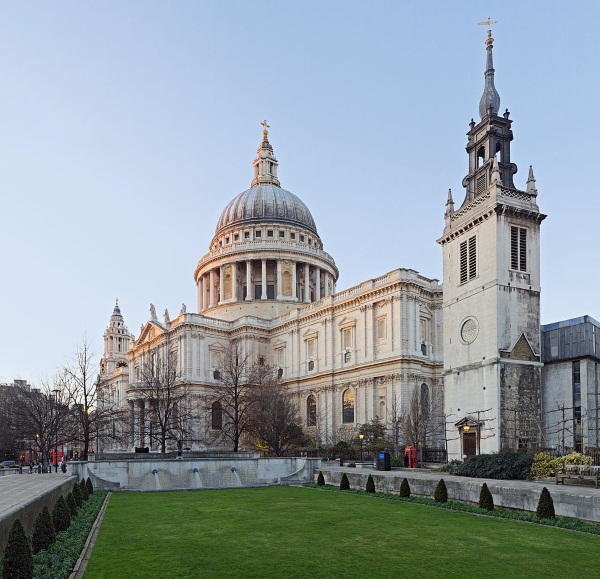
197,259 -> 335,311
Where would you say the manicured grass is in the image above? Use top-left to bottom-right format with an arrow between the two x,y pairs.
84,486 -> 600,578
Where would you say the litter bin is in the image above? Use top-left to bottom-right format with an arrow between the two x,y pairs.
376,451 -> 391,471
335,458 -> 344,467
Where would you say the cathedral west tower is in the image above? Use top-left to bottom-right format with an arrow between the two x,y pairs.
438,27 -> 546,459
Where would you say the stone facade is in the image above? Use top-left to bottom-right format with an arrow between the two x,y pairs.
98,31 -> 594,460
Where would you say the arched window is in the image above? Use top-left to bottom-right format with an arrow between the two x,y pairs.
342,389 -> 354,424
211,401 -> 223,430
307,394 -> 317,427
420,383 -> 430,416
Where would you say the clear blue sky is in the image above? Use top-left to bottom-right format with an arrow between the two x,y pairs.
1,1 -> 598,382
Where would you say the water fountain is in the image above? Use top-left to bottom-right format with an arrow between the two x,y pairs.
192,467 -> 203,488
231,466 -> 243,487
152,468 -> 161,490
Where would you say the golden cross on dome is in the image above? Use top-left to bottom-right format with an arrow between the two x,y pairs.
478,17 -> 498,45
260,119 -> 270,134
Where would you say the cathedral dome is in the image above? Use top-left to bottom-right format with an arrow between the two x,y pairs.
215,185 -> 317,236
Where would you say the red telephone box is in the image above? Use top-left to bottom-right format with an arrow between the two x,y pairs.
404,446 -> 417,468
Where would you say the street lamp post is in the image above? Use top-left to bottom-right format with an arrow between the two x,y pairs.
359,434 -> 364,462
52,389 -> 60,473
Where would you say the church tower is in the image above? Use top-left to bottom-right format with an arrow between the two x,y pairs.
438,27 -> 546,459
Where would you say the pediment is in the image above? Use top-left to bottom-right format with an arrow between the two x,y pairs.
338,316 -> 356,328
272,338 -> 287,348
303,328 -> 319,339
137,321 -> 166,344
501,333 -> 539,362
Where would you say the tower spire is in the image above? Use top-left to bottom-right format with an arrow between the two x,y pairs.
478,18 -> 500,119
251,120 -> 280,187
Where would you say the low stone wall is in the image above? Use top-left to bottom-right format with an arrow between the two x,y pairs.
316,468 -> 600,523
70,457 -> 320,490
0,477 -> 78,555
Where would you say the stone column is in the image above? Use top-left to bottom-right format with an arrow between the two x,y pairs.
324,272 -> 330,297
316,268 -> 321,301
202,276 -> 207,311
129,400 -> 135,449
232,262 -> 237,301
276,260 -> 282,299
245,260 -> 252,300
261,259 -> 267,300
138,399 -> 145,447
219,265 -> 225,304
304,263 -> 310,303
209,270 -> 215,307
292,262 -> 297,300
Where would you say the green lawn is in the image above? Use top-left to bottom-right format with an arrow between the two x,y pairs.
84,486 -> 600,578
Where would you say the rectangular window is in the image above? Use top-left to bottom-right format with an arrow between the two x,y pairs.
254,284 -> 262,300
267,285 -> 275,299
459,235 -> 477,284
279,231 -> 285,238
290,232 -> 296,240
510,226 -> 527,271
255,230 -> 261,238
342,328 -> 352,350
234,233 -> 239,241
267,230 -> 274,238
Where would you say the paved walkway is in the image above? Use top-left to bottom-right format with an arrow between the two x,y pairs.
0,472 -> 72,521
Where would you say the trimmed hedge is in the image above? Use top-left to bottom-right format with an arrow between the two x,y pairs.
31,507 -> 56,555
479,483 -> 494,511
72,484 -> 83,508
86,478 -> 94,495
306,484 -> 600,535
340,473 -> 350,490
66,493 -> 77,518
317,471 -> 325,486
434,479 -> 448,503
80,480 -> 89,501
455,452 -> 533,480
2,518 -> 33,579
51,496 -> 71,534
399,478 -> 411,498
366,474 -> 375,493
33,491 -> 107,579
536,487 -> 555,519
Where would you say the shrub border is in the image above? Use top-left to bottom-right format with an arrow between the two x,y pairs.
303,484 -> 600,536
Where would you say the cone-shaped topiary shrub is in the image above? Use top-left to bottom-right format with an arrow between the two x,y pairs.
536,487 -> 555,519
479,482 -> 494,511
2,518 -> 33,579
366,474 -> 375,493
52,495 -> 71,533
31,506 -> 56,555
66,492 -> 77,517
434,478 -> 448,502
317,471 -> 325,486
399,477 -> 411,498
72,482 -> 83,507
86,477 -> 94,495
80,479 -> 89,501
340,473 -> 350,490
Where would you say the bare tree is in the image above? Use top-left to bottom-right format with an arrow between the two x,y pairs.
246,374 -> 304,456
10,378 -> 70,471
386,393 -> 404,457
403,385 -> 444,464
136,340 -> 195,453
63,337 -> 121,459
210,341 -> 262,452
